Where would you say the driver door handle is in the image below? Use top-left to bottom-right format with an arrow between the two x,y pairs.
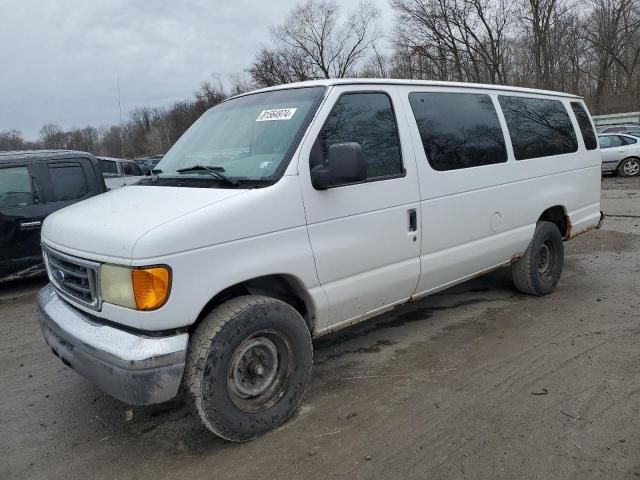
408,209 -> 417,232
20,220 -> 42,229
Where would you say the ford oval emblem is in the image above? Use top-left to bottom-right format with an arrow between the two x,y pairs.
54,269 -> 66,282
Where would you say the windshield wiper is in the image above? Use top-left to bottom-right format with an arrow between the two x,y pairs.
176,165 -> 238,187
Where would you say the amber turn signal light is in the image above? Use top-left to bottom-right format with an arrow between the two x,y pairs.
131,267 -> 171,311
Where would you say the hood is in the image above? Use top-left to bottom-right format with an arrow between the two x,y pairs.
42,186 -> 247,261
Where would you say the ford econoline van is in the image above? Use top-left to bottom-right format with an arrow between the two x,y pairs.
37,80 -> 604,442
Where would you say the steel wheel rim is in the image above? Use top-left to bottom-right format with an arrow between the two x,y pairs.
623,159 -> 639,176
537,240 -> 557,280
227,329 -> 293,414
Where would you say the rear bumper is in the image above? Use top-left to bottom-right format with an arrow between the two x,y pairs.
37,284 -> 188,405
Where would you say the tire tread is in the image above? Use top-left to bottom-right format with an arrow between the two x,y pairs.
511,221 -> 563,296
184,295 -> 312,441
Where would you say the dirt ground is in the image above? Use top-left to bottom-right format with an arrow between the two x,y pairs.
1,176 -> 639,480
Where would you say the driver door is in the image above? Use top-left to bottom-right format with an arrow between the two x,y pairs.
298,86 -> 421,331
0,164 -> 47,279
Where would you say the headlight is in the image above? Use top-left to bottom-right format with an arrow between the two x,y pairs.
100,264 -> 171,311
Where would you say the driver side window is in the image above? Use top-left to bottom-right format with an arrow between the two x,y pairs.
0,166 -> 34,209
315,92 -> 403,180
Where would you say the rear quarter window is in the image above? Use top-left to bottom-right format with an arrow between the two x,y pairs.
499,96 -> 578,160
570,102 -> 598,150
408,92 -> 507,171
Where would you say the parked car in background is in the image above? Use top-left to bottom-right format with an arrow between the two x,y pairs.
598,134 -> 640,176
37,79 -> 603,442
596,124 -> 640,135
96,156 -> 145,189
134,155 -> 163,175
145,156 -> 163,172
0,150 -> 106,282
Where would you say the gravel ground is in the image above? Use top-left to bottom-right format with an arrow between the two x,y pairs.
1,176 -> 639,480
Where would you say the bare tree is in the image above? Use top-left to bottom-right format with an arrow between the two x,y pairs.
391,0 -> 515,84
228,74 -> 254,96
6,0 -> 640,158
40,123 -> 67,149
100,126 -> 124,157
250,0 -> 380,87
0,130 -> 26,151
586,0 -> 640,113
249,47 -> 316,87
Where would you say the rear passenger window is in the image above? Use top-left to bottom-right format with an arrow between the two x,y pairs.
570,102 -> 597,150
499,96 -> 578,160
317,92 -> 403,179
49,164 -> 89,201
598,136 -> 621,148
408,92 -> 507,171
621,136 -> 637,145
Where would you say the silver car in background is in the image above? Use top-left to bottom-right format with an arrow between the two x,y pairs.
96,156 -> 146,189
596,124 -> 640,135
598,134 -> 640,176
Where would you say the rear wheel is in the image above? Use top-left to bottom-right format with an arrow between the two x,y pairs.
512,221 -> 564,296
619,157 -> 640,177
185,295 -> 312,442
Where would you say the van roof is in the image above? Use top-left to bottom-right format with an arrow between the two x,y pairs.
243,79 -> 582,100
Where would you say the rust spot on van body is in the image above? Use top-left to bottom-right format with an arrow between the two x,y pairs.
565,216 -> 573,240
568,223 -> 596,239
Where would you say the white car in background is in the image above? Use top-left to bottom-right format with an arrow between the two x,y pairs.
96,156 -> 146,189
598,134 -> 640,176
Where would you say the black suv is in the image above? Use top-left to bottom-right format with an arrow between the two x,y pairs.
0,150 -> 106,282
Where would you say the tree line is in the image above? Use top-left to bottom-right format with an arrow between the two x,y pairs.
1,0 -> 638,156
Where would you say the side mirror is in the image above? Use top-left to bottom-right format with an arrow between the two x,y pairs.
311,142 -> 367,190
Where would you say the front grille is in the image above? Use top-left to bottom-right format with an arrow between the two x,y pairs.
43,246 -> 101,310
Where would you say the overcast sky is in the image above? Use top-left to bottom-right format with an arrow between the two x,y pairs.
0,0 -> 392,140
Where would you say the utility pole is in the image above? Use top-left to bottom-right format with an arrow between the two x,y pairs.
118,76 -> 124,158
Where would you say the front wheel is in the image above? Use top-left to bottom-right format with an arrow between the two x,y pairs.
512,221 -> 564,296
185,296 -> 313,442
619,157 -> 640,177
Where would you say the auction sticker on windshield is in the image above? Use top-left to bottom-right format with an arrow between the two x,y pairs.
256,108 -> 297,121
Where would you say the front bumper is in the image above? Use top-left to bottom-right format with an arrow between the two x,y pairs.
37,284 -> 188,405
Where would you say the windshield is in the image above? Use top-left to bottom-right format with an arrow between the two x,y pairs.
155,86 -> 326,184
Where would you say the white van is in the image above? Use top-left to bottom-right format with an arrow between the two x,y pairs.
37,79 -> 604,442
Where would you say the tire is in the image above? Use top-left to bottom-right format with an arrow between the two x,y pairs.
185,295 -> 313,442
618,157 -> 640,177
511,221 -> 564,296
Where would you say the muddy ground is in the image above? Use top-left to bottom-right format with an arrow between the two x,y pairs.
1,176 -> 639,480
